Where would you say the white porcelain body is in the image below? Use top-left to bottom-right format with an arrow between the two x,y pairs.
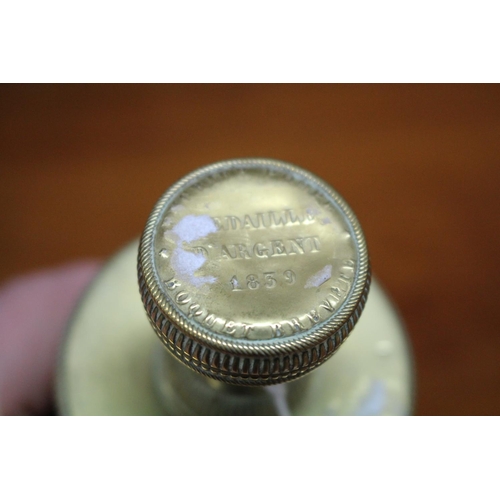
57,241 -> 415,416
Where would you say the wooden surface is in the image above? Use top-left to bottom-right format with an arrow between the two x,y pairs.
1,84 -> 499,415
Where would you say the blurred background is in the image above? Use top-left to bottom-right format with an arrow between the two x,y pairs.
0,84 -> 499,415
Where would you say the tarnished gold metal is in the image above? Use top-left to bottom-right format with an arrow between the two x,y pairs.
138,159 -> 371,385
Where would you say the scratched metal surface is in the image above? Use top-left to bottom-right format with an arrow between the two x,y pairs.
1,84 -> 499,415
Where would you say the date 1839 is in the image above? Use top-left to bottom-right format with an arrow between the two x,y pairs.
230,270 -> 296,291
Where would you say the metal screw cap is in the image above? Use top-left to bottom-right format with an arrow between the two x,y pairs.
138,158 -> 370,385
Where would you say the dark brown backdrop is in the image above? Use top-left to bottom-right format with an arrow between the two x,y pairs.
1,84 -> 499,415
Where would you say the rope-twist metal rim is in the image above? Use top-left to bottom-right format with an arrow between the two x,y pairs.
137,158 -> 371,385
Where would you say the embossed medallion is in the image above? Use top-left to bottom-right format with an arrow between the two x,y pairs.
138,159 -> 370,384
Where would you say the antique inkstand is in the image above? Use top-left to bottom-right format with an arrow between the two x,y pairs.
57,158 -> 414,415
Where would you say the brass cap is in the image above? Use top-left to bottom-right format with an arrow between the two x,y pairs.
138,159 -> 370,385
